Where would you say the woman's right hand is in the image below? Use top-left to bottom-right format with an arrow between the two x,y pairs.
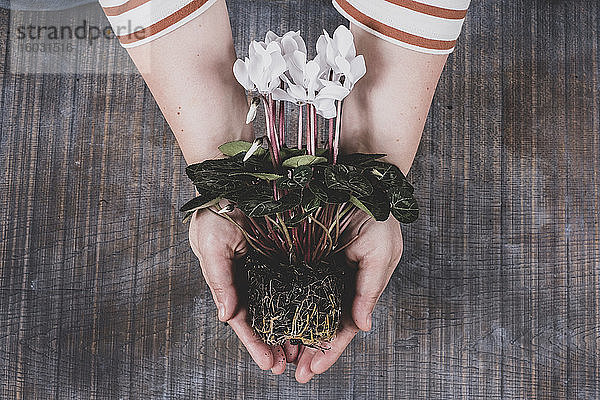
188,208 -> 299,374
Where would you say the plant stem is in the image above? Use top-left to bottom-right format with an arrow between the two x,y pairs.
276,213 -> 294,255
309,216 -> 333,263
298,104 -> 303,150
312,105 -> 318,154
309,104 -> 316,155
211,209 -> 268,257
333,100 -> 342,164
279,100 -> 285,145
268,95 -> 281,157
328,117 -> 334,158
306,104 -> 311,155
263,97 -> 279,168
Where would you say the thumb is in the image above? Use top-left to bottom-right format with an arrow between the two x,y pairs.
197,250 -> 243,322
351,263 -> 391,331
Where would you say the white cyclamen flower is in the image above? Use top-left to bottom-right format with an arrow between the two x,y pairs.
317,25 -> 366,90
265,30 -> 307,59
265,30 -> 309,87
233,40 -> 286,94
272,56 -> 349,119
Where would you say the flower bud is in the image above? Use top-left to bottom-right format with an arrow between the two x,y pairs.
246,97 -> 261,124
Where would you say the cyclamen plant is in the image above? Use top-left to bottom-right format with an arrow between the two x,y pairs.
182,26 -> 418,349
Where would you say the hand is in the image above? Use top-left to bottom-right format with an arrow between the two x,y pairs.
188,207 -> 299,374
293,213 -> 404,383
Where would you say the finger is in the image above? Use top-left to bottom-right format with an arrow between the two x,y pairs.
189,211 -> 248,323
293,344 -> 304,366
270,345 -> 287,375
351,262 -> 392,331
284,340 -> 299,364
227,309 -> 274,370
295,346 -> 318,383
197,250 -> 240,322
310,320 -> 360,375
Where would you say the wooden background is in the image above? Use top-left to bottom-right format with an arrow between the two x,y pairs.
1,0 -> 599,398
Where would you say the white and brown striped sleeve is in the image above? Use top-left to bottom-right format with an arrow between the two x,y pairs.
332,0 -> 470,54
99,0 -> 218,48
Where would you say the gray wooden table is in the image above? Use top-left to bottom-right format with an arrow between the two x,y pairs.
1,0 -> 599,398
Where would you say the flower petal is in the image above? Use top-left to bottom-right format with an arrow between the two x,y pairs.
281,36 -> 299,56
314,98 -> 337,119
265,30 -> 279,44
316,34 -> 328,56
350,54 -> 366,82
305,60 -> 320,82
265,41 -> 281,54
233,59 -> 253,91
247,56 -> 263,88
290,50 -> 307,70
335,55 -> 351,77
288,83 -> 308,101
316,84 -> 350,101
333,25 -> 356,59
270,53 -> 287,81
272,88 -> 296,103
294,34 -> 307,55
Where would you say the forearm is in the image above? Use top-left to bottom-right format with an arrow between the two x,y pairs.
340,23 -> 448,174
124,0 -> 251,164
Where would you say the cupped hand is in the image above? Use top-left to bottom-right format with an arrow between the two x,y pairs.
188,206 -> 299,374
293,213 -> 404,383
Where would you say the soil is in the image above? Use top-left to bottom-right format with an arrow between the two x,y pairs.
244,250 -> 346,347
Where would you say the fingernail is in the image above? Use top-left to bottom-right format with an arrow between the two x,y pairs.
218,303 -> 225,319
367,314 -> 372,330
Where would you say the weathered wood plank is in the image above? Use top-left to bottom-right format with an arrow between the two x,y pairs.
0,0 -> 599,399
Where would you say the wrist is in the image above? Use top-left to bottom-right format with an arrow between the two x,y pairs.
338,97 -> 421,174
174,90 -> 254,164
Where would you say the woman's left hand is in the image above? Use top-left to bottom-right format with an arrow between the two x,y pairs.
293,213 -> 404,383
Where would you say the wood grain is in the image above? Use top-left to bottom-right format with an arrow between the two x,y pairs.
0,0 -> 599,398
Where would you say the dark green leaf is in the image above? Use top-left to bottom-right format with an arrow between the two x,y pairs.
349,196 -> 374,219
389,186 -> 419,223
219,140 -> 266,157
315,147 -> 329,157
301,188 -> 321,213
337,153 -> 386,166
192,172 -> 249,197
234,172 -> 282,181
276,166 -> 313,190
279,147 -> 307,161
324,165 -> 373,197
282,155 -> 328,168
237,192 -> 301,217
309,181 -> 350,204
226,183 -> 272,204
182,211 -> 195,224
368,161 -> 412,192
186,153 -> 271,180
180,194 -> 221,212
352,189 -> 390,221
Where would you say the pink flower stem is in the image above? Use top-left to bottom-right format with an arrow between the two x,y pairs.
309,104 -> 316,155
328,117 -> 334,158
263,97 -> 279,168
268,95 -> 280,157
306,104 -> 311,154
247,216 -> 269,241
313,105 -> 318,154
333,100 -> 343,164
298,104 -> 303,150
279,100 -> 285,145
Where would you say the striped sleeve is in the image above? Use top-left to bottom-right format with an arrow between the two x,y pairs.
332,0 -> 470,54
99,0 -> 218,48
